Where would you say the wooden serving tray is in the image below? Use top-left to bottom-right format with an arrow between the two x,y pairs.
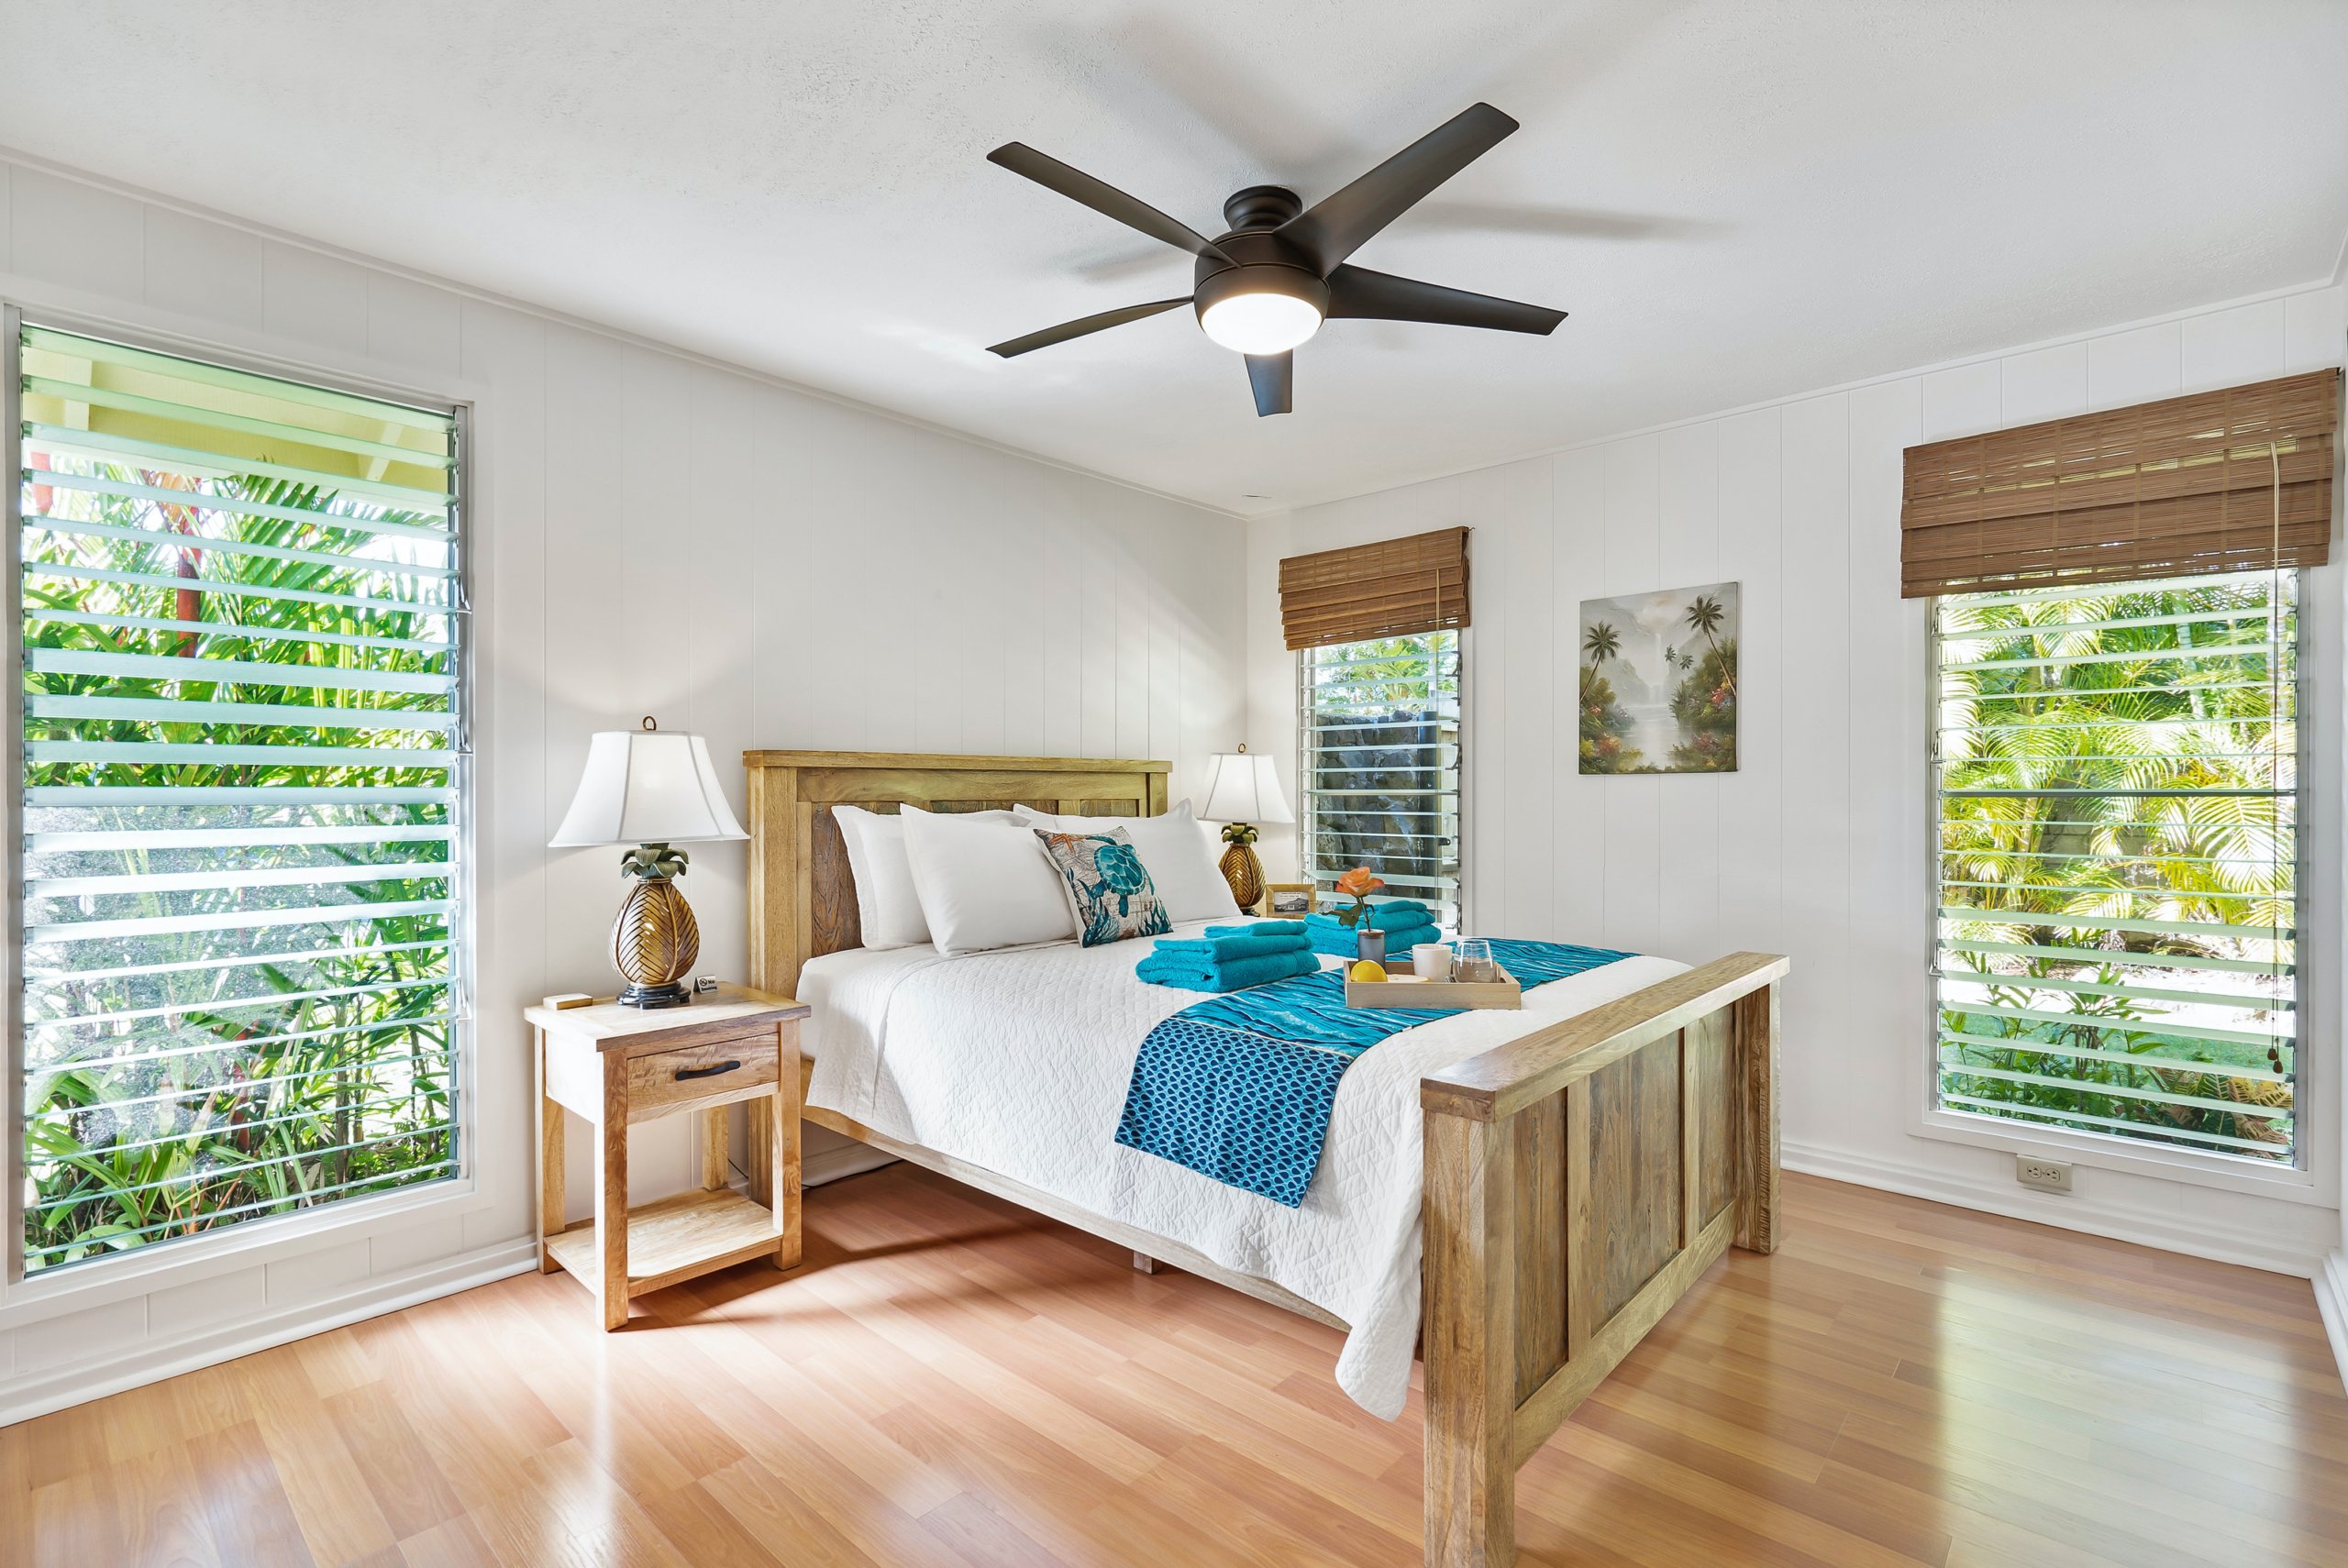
1344,964 -> 1522,1010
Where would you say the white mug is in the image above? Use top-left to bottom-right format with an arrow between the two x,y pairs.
1412,943 -> 1453,980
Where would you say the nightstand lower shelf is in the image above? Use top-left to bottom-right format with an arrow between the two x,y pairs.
544,1187 -> 783,1299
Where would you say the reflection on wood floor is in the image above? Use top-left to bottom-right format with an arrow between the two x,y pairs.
5,1168 -> 2343,1567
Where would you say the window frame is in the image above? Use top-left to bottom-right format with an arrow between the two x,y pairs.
1914,571 -> 2325,1204
1293,626 -> 1468,929
0,304 -> 483,1297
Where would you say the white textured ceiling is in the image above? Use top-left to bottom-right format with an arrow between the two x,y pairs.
6,1 -> 2346,514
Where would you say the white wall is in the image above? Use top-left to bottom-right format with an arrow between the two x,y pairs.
0,155 -> 1246,1421
1248,282 -> 2348,1279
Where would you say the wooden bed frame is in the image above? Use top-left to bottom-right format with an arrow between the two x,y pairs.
743,750 -> 1786,1568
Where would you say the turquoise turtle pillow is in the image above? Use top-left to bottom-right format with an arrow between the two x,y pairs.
1032,828 -> 1172,947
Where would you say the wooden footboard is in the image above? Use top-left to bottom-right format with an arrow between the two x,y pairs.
1417,952 -> 1788,1568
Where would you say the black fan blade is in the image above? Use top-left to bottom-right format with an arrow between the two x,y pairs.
988,297 -> 1192,359
989,143 -> 1230,263
1278,104 -> 1518,272
1324,265 -> 1565,335
1245,352 -> 1292,417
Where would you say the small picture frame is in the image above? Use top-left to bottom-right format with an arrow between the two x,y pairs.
1264,882 -> 1318,917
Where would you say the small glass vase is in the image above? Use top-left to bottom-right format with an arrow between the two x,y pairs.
1354,926 -> 1387,966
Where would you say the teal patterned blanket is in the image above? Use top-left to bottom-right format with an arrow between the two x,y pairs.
1113,939 -> 1633,1206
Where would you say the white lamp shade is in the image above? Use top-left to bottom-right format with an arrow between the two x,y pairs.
548,730 -> 748,847
1201,751 -> 1293,825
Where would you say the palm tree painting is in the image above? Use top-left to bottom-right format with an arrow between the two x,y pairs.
1684,593 -> 1737,699
1578,580 -> 1739,774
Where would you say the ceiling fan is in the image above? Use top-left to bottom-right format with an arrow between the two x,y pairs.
984,103 -> 1567,417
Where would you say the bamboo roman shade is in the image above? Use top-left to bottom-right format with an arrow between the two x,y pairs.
1279,525 -> 1470,650
1899,370 -> 2341,598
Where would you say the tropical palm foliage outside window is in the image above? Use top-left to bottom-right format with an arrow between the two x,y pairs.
1298,631 -> 1462,929
15,323 -> 465,1274
1933,570 -> 2297,1163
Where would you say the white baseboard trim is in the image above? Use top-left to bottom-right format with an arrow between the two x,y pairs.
0,1237 -> 536,1428
805,1142 -> 897,1187
2316,1251 -> 2348,1395
1783,1139 -> 2324,1278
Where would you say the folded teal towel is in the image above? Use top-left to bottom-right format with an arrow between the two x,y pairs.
1135,948 -> 1323,993
1308,920 -> 1439,958
1152,930 -> 1312,962
1210,920 -> 1305,937
1137,944 -> 1314,979
1306,900 -> 1430,933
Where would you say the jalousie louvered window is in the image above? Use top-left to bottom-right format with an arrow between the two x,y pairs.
14,321 -> 465,1273
1930,571 -> 2299,1163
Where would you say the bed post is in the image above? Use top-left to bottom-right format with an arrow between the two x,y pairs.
1423,1109 -> 1516,1568
745,758 -> 803,998
1734,980 -> 1782,1253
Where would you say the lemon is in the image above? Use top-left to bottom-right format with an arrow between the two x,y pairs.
1349,959 -> 1388,982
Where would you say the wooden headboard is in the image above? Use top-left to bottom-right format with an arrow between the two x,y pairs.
742,750 -> 1170,996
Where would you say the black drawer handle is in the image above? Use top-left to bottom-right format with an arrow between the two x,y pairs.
674,1059 -> 742,1082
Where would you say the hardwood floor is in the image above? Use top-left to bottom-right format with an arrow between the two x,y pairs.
5,1168 -> 2343,1568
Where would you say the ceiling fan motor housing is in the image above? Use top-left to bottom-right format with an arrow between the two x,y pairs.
1192,226 -> 1331,326
1221,184 -> 1303,232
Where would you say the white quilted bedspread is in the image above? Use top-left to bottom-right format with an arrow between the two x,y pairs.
801,921 -> 1686,1419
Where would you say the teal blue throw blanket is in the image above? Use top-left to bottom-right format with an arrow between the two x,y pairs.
1115,938 -> 1634,1206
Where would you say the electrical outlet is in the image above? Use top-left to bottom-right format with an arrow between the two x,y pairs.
2016,1155 -> 2074,1194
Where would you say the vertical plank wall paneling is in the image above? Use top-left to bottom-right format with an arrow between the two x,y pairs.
1776,394 -> 1851,1115
1600,436 -> 1664,959
0,155 -> 1246,1417
1656,421 -> 1721,965
1249,282 -> 2347,1273
1500,458 -> 1554,940
1549,449 -> 1608,944
1844,375 -> 1929,1191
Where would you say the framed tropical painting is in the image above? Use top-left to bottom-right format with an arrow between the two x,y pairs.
1578,581 -> 1739,774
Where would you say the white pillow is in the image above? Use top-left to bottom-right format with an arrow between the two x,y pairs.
899,806 -> 1078,955
831,804 -> 1021,949
1012,799 -> 1239,924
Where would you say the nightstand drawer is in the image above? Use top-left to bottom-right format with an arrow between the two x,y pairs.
626,1032 -> 780,1120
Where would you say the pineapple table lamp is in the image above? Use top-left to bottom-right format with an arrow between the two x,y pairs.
548,717 -> 748,1008
1201,745 -> 1294,913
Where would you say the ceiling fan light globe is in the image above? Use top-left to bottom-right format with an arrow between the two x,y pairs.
1199,293 -> 1323,355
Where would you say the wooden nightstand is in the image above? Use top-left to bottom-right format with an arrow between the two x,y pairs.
526,983 -> 811,1330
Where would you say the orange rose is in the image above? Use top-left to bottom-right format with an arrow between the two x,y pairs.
1333,866 -> 1386,927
